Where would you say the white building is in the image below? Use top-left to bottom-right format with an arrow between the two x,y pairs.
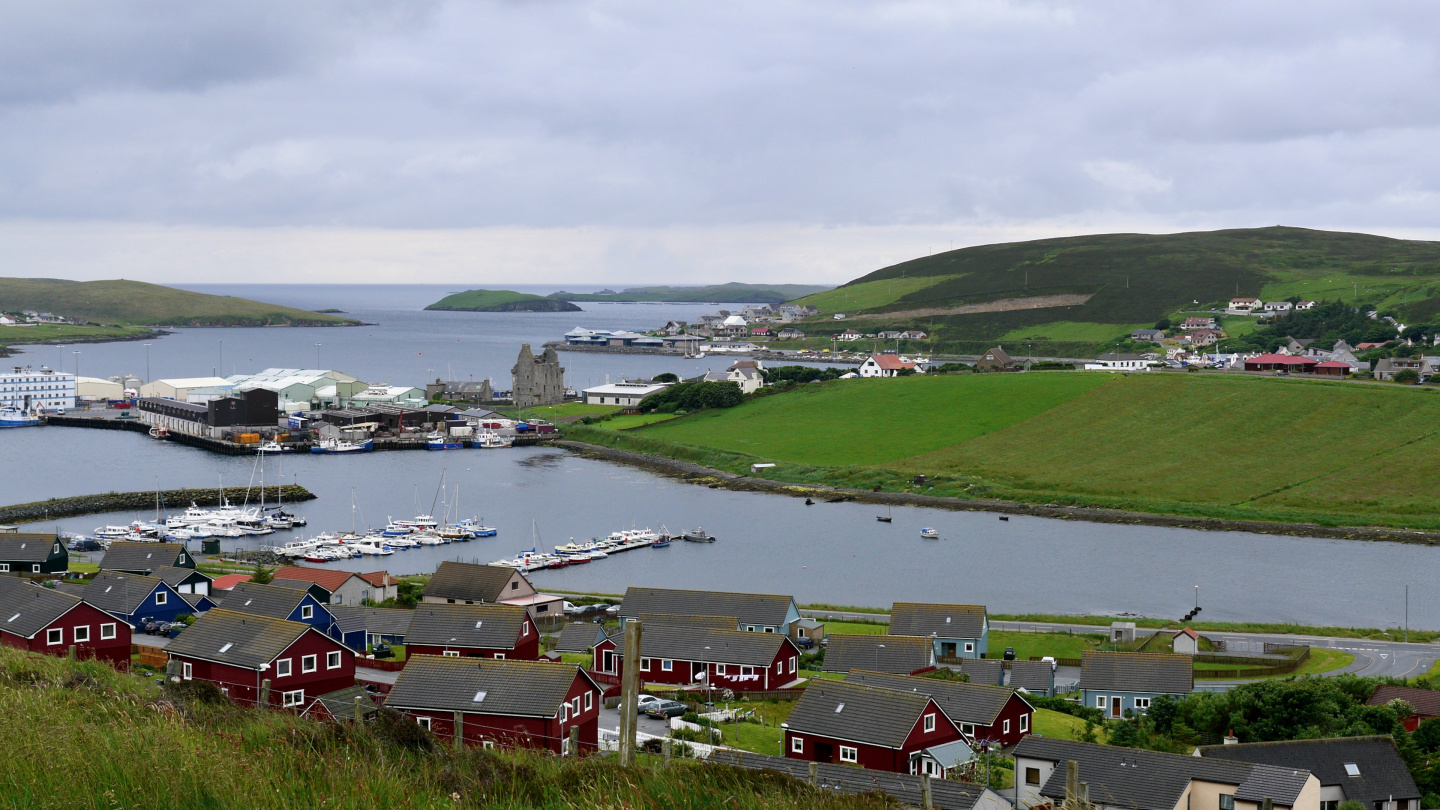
1083,353 -> 1152,372
702,360 -> 766,394
858,354 -> 925,378
0,365 -> 76,411
139,377 -> 232,400
582,380 -> 672,407
1227,297 -> 1262,315
76,376 -> 124,401
345,384 -> 426,407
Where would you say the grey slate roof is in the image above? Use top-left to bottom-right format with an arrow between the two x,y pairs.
219,581 -> 311,621
787,679 -> 941,749
329,606 -> 414,638
619,586 -> 794,629
1008,660 -> 1054,693
164,608 -> 313,670
81,570 -> 167,614
0,577 -> 84,639
553,622 -> 607,653
422,561 -> 521,604
1015,737 -> 1312,810
958,659 -> 1005,686
635,613 -> 738,631
405,603 -> 527,650
0,534 -> 61,563
711,750 -> 994,810
1199,736 -> 1420,804
822,634 -> 934,674
179,592 -> 212,611
306,685 -> 379,720
99,542 -> 188,574
1081,651 -> 1193,694
153,566 -> 212,588
609,624 -> 795,667
845,670 -> 1027,727
889,602 -> 987,639
385,655 -> 593,718
268,578 -> 333,601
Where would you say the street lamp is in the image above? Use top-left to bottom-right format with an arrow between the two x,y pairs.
219,340 -> 223,376
875,643 -> 885,670
71,350 -> 80,378
315,343 -> 322,369
143,343 -> 151,384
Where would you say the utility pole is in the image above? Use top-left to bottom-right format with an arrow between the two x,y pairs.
618,619 -> 642,766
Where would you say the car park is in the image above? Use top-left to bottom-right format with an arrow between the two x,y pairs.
642,700 -> 688,720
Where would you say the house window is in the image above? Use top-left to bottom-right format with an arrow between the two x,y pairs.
572,697 -> 581,716
493,653 -> 505,660
602,650 -> 615,671
924,714 -> 936,732
741,666 -> 754,677
182,662 -> 192,680
1025,767 -> 1041,786
1321,803 -> 1339,810
482,740 -> 494,749
791,736 -> 804,753
1133,697 -> 1151,713
73,625 -> 90,643
776,661 -> 783,675
964,642 -> 974,653
1219,795 -> 1235,810
155,591 -> 168,606
661,659 -> 673,672
561,704 -> 569,722
584,692 -> 593,711
46,628 -> 62,645
789,656 -> 797,673
1020,714 -> 1030,733
100,623 -> 116,640
510,581 -> 519,590
716,664 -> 727,675
0,564 -> 8,572
522,623 -> 529,636
640,658 -> 650,671
1095,696 -> 1106,709
764,627 -> 774,633
301,654 -> 317,674
1003,719 -> 1011,734
839,746 -> 857,763
282,690 -> 304,707
746,626 -> 755,632
327,651 -> 342,669
417,717 -> 431,731
301,605 -> 314,620
961,723 -> 976,737
443,651 -> 460,657
276,658 -> 292,677
31,565 -> 39,573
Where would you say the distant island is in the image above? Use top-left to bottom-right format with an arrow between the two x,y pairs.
425,289 -> 583,312
0,278 -> 359,329
550,282 -> 833,304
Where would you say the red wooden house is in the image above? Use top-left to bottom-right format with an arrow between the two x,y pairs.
783,679 -> 967,776
405,602 -> 539,660
164,608 -> 355,709
0,577 -> 131,666
385,655 -> 604,753
591,624 -> 802,691
845,670 -> 1034,748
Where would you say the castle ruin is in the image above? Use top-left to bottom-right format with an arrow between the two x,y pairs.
510,344 -> 565,408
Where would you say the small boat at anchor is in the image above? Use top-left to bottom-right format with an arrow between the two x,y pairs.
920,527 -> 940,540
681,528 -> 715,543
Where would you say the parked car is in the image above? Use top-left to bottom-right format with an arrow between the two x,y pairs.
563,601 -> 580,615
1002,647 -> 1016,661
372,643 -> 394,660
636,695 -> 664,713
643,700 -> 688,720
67,538 -> 103,552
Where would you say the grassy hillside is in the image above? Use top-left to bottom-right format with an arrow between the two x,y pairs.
425,289 -> 582,312
0,278 -> 359,327
576,372 -> 1440,530
787,227 -> 1440,356
553,283 -> 831,303
0,647 -> 884,810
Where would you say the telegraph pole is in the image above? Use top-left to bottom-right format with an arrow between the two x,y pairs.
618,619 -> 642,766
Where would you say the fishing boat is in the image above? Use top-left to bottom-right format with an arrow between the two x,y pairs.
349,538 -> 395,556
147,425 -> 169,439
0,406 -> 41,428
424,432 -> 463,451
652,534 -> 672,548
310,437 -> 372,454
93,525 -> 133,541
681,528 -> 716,543
920,527 -> 940,539
471,430 -> 513,449
256,440 -> 290,453
456,518 -> 496,537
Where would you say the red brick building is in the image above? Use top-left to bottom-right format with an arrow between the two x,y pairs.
164,608 -> 355,708
784,679 -> 967,775
845,670 -> 1034,748
385,656 -> 604,754
592,624 -> 802,691
0,577 -> 131,666
405,602 -> 539,660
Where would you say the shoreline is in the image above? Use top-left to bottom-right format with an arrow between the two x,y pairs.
552,439 -> 1440,547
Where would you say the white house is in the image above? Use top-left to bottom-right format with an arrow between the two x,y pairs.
1265,301 -> 1294,313
858,354 -> 925,378
1227,297 -> 1262,315
1083,352 -> 1151,372
1295,300 -> 1317,310
582,380 -> 672,407
837,330 -> 863,342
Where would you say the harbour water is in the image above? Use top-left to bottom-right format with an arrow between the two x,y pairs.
5,283 -> 1436,628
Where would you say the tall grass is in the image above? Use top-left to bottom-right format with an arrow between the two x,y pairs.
0,648 -> 894,810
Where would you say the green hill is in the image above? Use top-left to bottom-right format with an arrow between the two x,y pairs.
425,289 -> 582,312
788,227 -> 1440,356
0,278 -> 360,327
552,283 -> 832,303
574,372 -> 1440,531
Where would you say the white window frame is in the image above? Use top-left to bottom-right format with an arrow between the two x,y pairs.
1096,695 -> 1106,709
1133,697 -> 1151,713
417,717 -> 431,730
1020,713 -> 1030,733
443,650 -> 460,657
154,591 -> 167,606
839,746 -> 857,763
522,622 -> 529,636
1003,719 -> 1011,734
493,653 -> 505,660
964,642 -> 974,653
301,654 -> 317,674
584,691 -> 593,711
276,658 -> 292,677
0,564 -> 8,573
301,605 -> 314,620
791,736 -> 804,753
661,659 -> 673,672
776,661 -> 783,675
715,663 -> 727,675
741,665 -> 754,677
572,697 -> 581,716
31,564 -> 39,573
73,625 -> 90,643
961,723 -> 976,737
282,690 -> 304,707
182,662 -> 193,680
326,651 -> 342,670
100,623 -> 117,640
789,656 -> 797,673
924,713 -> 936,732
46,628 -> 62,645
640,658 -> 651,671
482,740 -> 494,749
561,704 -> 569,722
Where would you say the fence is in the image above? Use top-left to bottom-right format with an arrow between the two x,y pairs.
133,644 -> 168,669
356,657 -> 405,672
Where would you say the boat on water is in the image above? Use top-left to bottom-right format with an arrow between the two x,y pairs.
681,528 -> 715,543
0,406 -> 42,428
652,535 -> 672,548
256,440 -> 291,453
424,432 -> 463,450
471,430 -> 513,449
148,425 -> 169,439
920,527 -> 940,539
456,518 -> 496,537
310,437 -> 373,454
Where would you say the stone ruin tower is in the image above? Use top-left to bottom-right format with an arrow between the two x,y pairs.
510,344 -> 565,408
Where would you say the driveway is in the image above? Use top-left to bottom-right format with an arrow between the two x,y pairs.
599,704 -> 673,738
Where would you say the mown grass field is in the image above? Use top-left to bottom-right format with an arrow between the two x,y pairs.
0,323 -> 153,345
0,278 -> 358,327
1032,708 -> 1107,743
1193,648 -> 1354,678
584,371 -> 1440,529
997,321 -> 1148,344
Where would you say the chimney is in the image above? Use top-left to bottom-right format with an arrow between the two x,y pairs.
1224,730 -> 1238,745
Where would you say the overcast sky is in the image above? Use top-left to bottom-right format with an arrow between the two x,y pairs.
2,1 -> 1438,285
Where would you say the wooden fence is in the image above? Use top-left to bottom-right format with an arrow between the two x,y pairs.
1194,647 -> 1310,680
356,657 -> 405,672
132,644 -> 167,669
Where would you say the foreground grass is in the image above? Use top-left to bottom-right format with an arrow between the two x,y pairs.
0,648 -> 893,810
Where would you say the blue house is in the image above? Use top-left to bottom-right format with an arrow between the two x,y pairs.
888,602 -> 989,660
81,570 -> 192,628
218,581 -> 365,651
1080,651 -> 1193,720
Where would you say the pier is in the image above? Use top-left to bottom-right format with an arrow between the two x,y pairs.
0,485 -> 316,525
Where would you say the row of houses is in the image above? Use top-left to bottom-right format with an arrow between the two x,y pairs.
1227,298 -> 1318,315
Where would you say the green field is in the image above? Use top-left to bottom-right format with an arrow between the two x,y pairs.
0,323 -> 153,346
792,276 -> 957,313
1032,708 -> 1107,743
0,278 -> 359,327
578,371 -> 1440,529
494,403 -> 619,420
989,631 -> 1102,661
997,321 -> 1149,344
1193,648 -> 1354,678
425,288 -> 581,312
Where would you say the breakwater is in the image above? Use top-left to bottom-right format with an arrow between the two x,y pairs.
0,485 -> 316,525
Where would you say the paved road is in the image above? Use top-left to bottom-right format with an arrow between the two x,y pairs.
598,704 -> 672,739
